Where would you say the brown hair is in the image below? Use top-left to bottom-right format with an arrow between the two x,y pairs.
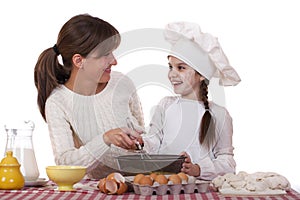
199,78 -> 216,149
34,14 -> 120,121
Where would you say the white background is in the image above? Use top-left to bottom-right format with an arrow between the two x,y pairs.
0,0 -> 299,192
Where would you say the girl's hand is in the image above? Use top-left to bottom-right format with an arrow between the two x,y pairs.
180,152 -> 201,177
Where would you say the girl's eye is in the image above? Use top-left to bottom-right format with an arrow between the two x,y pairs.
168,65 -> 173,70
178,66 -> 185,70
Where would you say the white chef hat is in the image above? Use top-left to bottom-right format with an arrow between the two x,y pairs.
164,22 -> 241,86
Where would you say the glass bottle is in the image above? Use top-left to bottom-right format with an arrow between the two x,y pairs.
4,120 -> 39,181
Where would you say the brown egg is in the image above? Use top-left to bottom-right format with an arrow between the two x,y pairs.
154,174 -> 168,185
98,175 -> 128,195
139,175 -> 153,186
177,172 -> 189,182
105,179 -> 118,194
133,174 -> 145,184
168,174 -> 182,184
97,178 -> 107,193
150,172 -> 158,180
117,182 -> 128,195
106,172 -> 125,183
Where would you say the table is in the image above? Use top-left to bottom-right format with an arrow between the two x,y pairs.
0,179 -> 299,200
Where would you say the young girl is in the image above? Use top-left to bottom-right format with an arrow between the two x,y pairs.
144,22 -> 241,180
34,14 -> 144,178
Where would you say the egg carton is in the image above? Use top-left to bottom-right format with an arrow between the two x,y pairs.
132,180 -> 210,196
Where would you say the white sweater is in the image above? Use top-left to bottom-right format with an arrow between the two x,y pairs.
45,71 -> 144,178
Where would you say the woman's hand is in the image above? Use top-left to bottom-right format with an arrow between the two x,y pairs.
180,152 -> 201,177
103,128 -> 143,150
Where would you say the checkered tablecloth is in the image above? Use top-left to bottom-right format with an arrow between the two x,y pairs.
0,179 -> 299,200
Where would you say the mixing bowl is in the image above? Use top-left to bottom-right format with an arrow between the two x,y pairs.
116,154 -> 185,176
46,165 -> 86,191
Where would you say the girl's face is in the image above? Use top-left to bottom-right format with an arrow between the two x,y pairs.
168,56 -> 202,100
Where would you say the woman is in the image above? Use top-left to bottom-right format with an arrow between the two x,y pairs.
144,22 -> 241,180
34,14 -> 144,178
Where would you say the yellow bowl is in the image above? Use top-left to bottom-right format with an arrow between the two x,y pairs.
46,165 -> 86,191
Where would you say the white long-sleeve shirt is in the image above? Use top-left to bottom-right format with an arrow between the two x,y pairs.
144,96 -> 236,180
45,71 -> 144,178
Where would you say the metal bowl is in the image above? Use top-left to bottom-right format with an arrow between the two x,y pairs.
116,154 -> 185,175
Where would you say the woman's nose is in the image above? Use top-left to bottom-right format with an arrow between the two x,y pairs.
110,54 -> 118,66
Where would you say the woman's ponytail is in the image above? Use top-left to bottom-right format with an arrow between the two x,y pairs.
34,46 -> 70,121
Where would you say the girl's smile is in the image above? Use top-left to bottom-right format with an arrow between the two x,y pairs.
170,80 -> 183,86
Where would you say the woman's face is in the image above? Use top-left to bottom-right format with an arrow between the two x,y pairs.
82,51 -> 117,84
168,56 -> 201,100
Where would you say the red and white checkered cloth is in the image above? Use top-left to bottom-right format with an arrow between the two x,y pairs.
0,179 -> 299,200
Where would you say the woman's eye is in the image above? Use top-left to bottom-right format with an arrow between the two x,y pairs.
103,51 -> 113,57
168,65 -> 173,70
